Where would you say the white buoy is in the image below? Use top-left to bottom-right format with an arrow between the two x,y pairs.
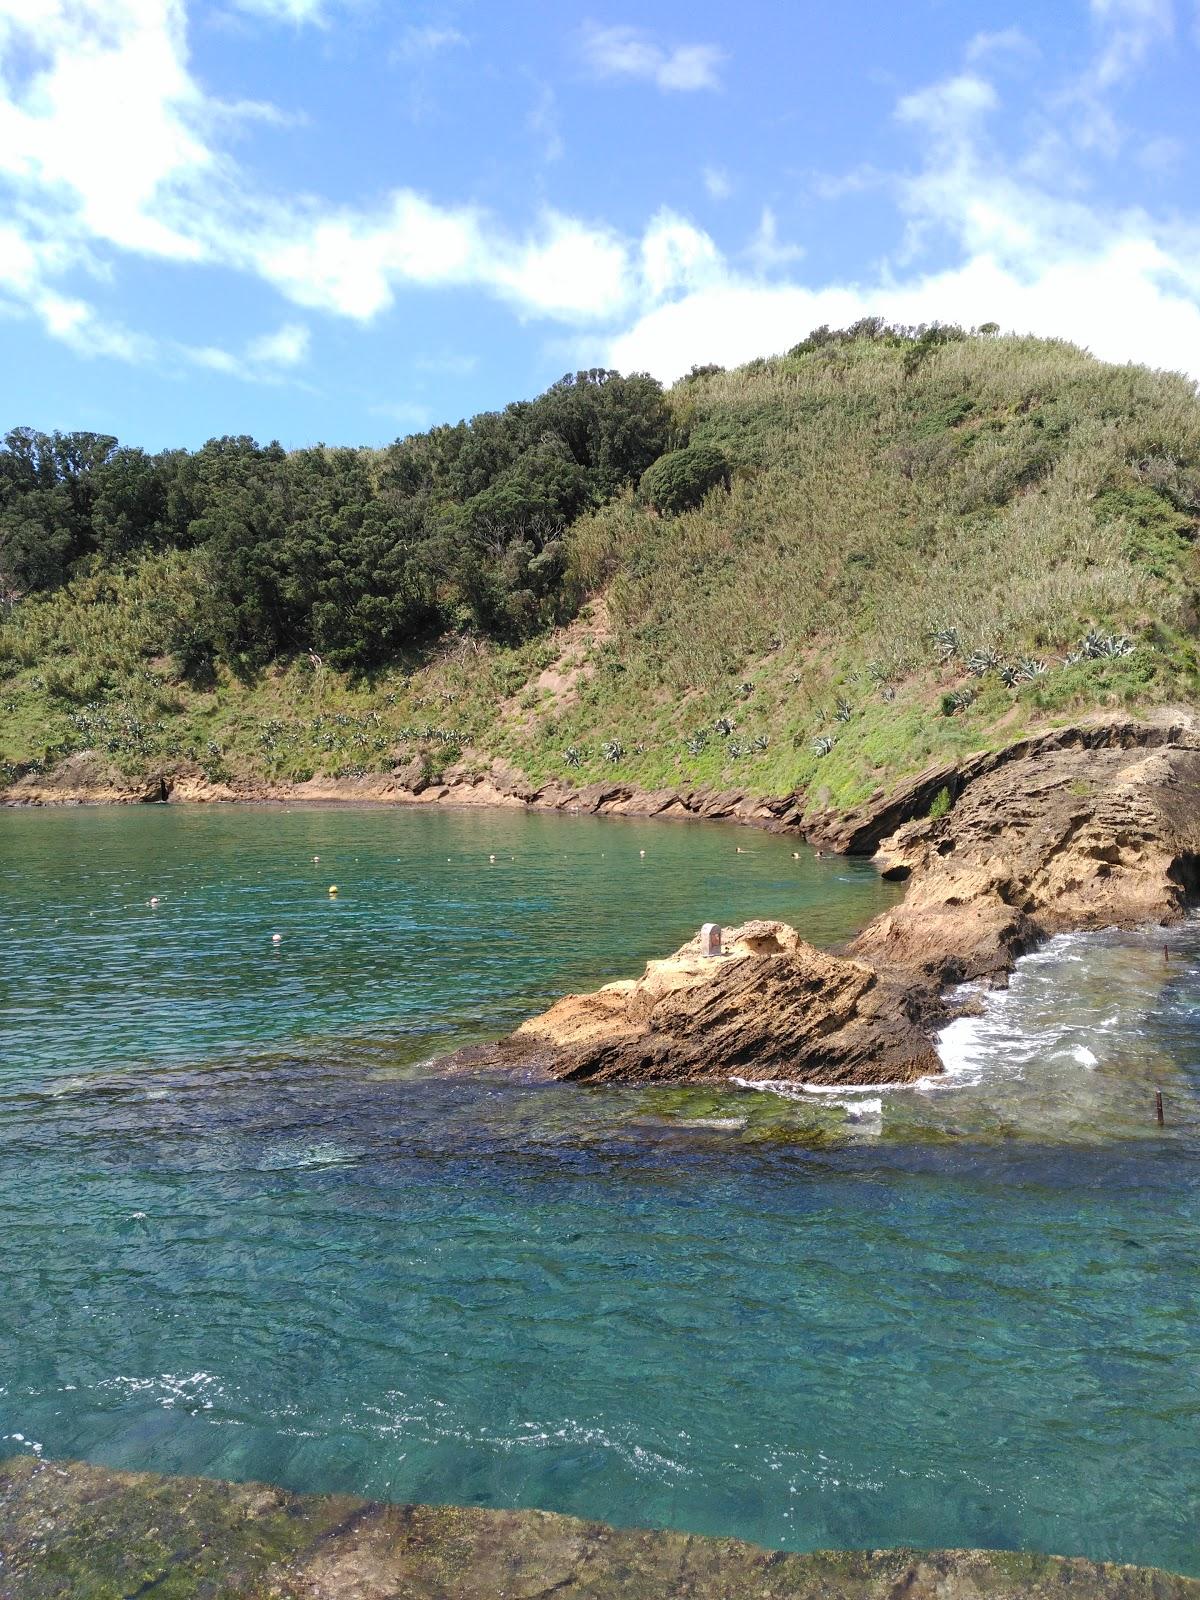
312,855 -> 320,863
149,897 -> 160,907
639,849 -> 645,858
489,854 -> 496,863
792,852 -> 800,860
272,932 -> 282,944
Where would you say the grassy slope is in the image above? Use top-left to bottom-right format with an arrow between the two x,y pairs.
3,332 -> 1199,814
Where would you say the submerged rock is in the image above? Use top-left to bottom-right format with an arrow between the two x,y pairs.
2,1455 -> 1197,1599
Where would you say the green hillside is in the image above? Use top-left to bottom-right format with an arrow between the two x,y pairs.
3,322 -> 1199,812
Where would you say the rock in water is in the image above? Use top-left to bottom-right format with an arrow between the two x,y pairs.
449,920 -> 942,1087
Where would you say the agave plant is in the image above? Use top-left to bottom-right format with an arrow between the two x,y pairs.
942,686 -> 976,716
834,697 -> 853,723
600,739 -> 624,763
713,716 -> 735,736
881,684 -> 896,702
1017,658 -> 1049,682
1100,633 -> 1135,658
728,742 -> 748,758
1082,629 -> 1135,660
998,663 -> 1022,688
812,734 -> 835,757
562,745 -> 584,768
967,647 -> 1001,677
928,625 -> 961,661
751,734 -> 770,751
737,681 -> 754,699
684,729 -> 709,756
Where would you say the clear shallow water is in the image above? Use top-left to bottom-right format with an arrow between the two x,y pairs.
2,807 -> 1200,1574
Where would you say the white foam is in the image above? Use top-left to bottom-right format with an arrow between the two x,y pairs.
673,1116 -> 747,1130
829,1097 -> 883,1121
729,1077 -> 884,1128
258,1141 -> 357,1171
730,1076 -> 808,1102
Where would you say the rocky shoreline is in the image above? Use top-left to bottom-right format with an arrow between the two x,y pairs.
2,1455 -> 1196,1599
0,748 -> 799,829
7,714 -> 1200,1091
443,715 -> 1200,1087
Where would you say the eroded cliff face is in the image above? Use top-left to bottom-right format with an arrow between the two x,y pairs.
453,719 -> 1200,1089
3,1456 -> 1197,1600
854,734 -> 1200,985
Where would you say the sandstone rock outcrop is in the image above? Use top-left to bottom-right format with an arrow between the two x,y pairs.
853,730 -> 1200,984
448,919 -> 942,1087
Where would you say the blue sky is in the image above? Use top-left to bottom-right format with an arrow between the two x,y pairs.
2,0 -> 1199,449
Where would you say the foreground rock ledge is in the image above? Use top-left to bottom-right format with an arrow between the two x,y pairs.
2,1457 -> 1196,1600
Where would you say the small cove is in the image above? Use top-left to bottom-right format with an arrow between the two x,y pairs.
2,806 -> 1200,1574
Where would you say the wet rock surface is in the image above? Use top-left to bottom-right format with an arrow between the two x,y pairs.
2,1456 -> 1197,1600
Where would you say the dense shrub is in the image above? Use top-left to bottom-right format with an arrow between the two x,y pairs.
0,370 -> 670,666
639,443 -> 731,515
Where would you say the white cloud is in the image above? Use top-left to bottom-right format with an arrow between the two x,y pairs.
702,165 -> 732,200
491,212 -> 631,321
246,321 -> 310,366
392,23 -> 467,61
896,73 -> 998,140
604,43 -> 1200,388
581,23 -> 724,92
0,2 -> 649,341
2,0 -> 1199,409
527,82 -> 565,163
35,290 -> 154,362
606,245 -> 1200,387
639,211 -> 722,300
182,320 -> 312,380
965,27 -> 1037,63
745,207 -> 804,273
227,0 -> 339,23
1088,0 -> 1172,89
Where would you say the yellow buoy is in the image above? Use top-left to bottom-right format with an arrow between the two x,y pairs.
328,885 -> 339,896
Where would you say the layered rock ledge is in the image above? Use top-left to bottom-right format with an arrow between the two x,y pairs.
449,717 -> 1200,1088
449,920 -> 941,1087
2,1455 -> 1196,1600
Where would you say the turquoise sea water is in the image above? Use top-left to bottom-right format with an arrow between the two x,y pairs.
2,805 -> 1200,1573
